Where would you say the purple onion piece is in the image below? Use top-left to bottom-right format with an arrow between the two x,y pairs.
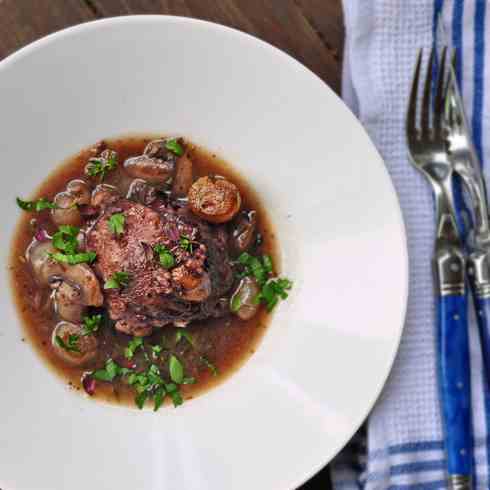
34,228 -> 50,242
82,374 -> 96,396
78,204 -> 99,218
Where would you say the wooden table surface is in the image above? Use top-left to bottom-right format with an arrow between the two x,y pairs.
0,1 -> 344,488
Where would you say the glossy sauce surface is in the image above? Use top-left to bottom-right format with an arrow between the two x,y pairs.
9,136 -> 279,407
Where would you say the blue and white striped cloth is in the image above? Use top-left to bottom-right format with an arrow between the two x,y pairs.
331,1 -> 490,488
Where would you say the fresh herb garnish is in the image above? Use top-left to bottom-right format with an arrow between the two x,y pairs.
230,294 -> 242,313
86,150 -> 118,179
169,355 -> 184,384
154,244 -> 175,269
92,358 -> 121,382
124,337 -> 143,360
254,278 -> 293,312
104,271 -> 130,289
200,356 -> 218,376
175,330 -> 193,346
128,364 -> 184,410
236,252 -> 292,311
49,251 -> 97,265
262,254 -> 273,274
82,314 -> 102,335
49,225 -> 97,264
166,383 -> 183,407
55,334 -> 80,353
153,387 -> 166,411
165,138 -> 184,156
52,225 -> 79,254
108,213 -> 125,236
179,235 -> 193,253
16,197 -> 57,212
151,345 -> 163,357
135,391 -> 149,409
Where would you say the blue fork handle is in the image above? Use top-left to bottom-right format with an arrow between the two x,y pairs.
438,293 -> 473,482
470,292 -> 490,382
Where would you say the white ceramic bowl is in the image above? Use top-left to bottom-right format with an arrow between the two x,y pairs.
0,16 -> 408,490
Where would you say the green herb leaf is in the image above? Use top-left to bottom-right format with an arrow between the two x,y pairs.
108,213 -> 125,236
230,294 -> 242,313
179,235 -> 193,253
165,138 -> 184,156
82,314 -> 102,335
55,334 -> 80,353
168,389 -> 183,407
262,255 -> 273,274
92,359 -> 120,382
16,197 -> 57,212
175,330 -> 193,346
86,150 -> 118,179
254,278 -> 293,311
135,391 -> 148,410
52,225 -> 80,254
104,271 -> 130,289
238,252 -> 252,265
49,251 -> 97,265
165,382 -> 178,393
151,345 -> 163,356
154,387 -> 166,411
181,377 -> 196,385
124,337 -> 143,360
154,244 -> 175,269
169,355 -> 184,384
200,356 -> 218,376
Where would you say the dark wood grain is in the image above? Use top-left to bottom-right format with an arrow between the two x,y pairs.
0,0 -> 95,59
82,0 -> 343,93
0,1 -> 344,488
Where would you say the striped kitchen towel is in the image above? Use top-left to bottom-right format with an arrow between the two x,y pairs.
331,1 -> 490,489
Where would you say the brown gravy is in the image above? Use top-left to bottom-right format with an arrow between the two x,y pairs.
9,136 -> 279,408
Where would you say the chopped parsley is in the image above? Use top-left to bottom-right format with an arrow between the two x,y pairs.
86,150 -> 118,179
55,334 -> 80,353
200,356 -> 218,377
254,278 -> 293,312
179,235 -> 193,253
169,355 -> 184,384
175,330 -> 193,346
124,337 -> 143,360
236,252 -> 292,311
16,197 -> 57,212
82,314 -> 102,335
49,251 -> 97,265
165,138 -> 184,156
52,225 -> 79,254
127,364 -> 184,410
49,225 -> 97,265
92,359 -> 123,382
151,345 -> 163,356
154,244 -> 175,269
153,387 -> 166,411
230,294 -> 242,313
104,271 -> 130,289
108,213 -> 125,236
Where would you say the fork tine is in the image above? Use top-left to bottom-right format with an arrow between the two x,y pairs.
407,49 -> 423,136
421,48 -> 435,133
434,46 -> 448,129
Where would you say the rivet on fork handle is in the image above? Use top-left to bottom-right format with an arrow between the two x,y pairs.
449,474 -> 472,490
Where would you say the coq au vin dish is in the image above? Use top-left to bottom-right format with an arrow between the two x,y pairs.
10,136 -> 292,411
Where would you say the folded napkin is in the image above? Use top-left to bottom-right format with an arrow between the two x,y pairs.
331,1 -> 490,488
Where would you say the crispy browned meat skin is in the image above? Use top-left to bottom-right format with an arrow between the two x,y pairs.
86,198 -> 233,335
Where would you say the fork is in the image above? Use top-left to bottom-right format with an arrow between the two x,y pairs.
406,48 -> 473,490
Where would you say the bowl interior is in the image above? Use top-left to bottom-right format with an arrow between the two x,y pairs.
0,16 -> 407,490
